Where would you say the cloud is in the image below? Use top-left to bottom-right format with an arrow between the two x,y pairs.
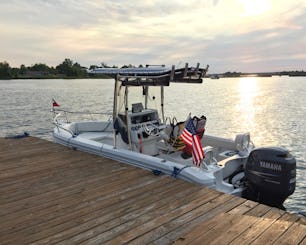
1,0 -> 306,72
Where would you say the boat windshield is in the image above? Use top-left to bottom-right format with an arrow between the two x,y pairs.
117,85 -> 162,122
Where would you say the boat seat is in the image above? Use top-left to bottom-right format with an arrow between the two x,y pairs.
155,140 -> 176,153
69,121 -> 113,135
76,131 -> 111,140
156,141 -> 215,164
234,132 -> 251,156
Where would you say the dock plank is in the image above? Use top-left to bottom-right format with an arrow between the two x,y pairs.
128,195 -> 244,245
0,171 -> 160,238
29,179 -> 188,244
68,187 -> 219,244
251,219 -> 293,245
153,196 -> 245,245
273,222 -> 306,244
4,178 -> 189,244
102,190 -> 222,245
0,137 -> 305,245
182,214 -> 251,244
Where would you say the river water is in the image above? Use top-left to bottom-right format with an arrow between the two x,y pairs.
0,77 -> 305,214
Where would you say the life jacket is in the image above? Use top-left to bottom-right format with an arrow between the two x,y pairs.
168,121 -> 186,150
168,115 -> 206,152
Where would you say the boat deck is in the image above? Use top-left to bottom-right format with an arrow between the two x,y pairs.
0,137 -> 305,244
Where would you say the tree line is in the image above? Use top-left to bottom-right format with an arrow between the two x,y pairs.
0,59 -> 90,79
0,59 -> 136,79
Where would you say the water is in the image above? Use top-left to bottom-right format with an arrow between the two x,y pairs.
0,77 -> 305,214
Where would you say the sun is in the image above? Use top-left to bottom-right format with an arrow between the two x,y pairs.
238,0 -> 271,16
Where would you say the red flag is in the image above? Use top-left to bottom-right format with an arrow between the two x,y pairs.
52,99 -> 60,107
180,118 -> 205,166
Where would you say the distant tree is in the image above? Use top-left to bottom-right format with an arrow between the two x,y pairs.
72,62 -> 87,77
0,61 -> 11,79
56,58 -> 74,77
20,64 -> 27,75
10,68 -> 19,78
49,66 -> 57,75
223,71 -> 241,77
29,63 -> 50,73
56,58 -> 87,77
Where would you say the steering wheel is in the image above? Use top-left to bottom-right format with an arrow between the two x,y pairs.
142,122 -> 160,136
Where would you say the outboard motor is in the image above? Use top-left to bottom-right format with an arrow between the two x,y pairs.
242,147 -> 296,209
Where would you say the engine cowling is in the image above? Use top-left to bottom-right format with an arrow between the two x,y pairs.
242,147 -> 296,209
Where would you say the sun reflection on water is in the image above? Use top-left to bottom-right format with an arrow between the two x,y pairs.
236,77 -> 258,132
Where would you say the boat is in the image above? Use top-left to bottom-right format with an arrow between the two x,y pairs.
52,63 -> 296,209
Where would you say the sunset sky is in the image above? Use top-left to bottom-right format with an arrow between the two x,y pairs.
1,0 -> 306,73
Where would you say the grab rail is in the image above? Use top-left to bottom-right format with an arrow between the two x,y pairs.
53,109 -> 111,121
52,108 -> 112,123
52,109 -> 113,137
52,112 -> 76,137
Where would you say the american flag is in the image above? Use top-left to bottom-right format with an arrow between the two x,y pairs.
180,118 -> 205,166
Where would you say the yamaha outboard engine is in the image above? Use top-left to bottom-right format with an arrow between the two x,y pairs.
242,147 -> 296,209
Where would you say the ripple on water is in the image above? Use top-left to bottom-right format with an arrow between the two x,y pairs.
1,77 -> 305,213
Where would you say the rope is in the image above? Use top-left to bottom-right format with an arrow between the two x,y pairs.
171,165 -> 191,178
52,108 -> 112,115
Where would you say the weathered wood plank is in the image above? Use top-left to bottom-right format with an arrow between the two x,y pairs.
104,189 -> 222,245
0,155 -> 123,192
251,219 -> 293,245
0,137 -> 304,245
67,186 -> 217,244
1,170 -> 167,241
30,181 -> 200,245
0,167 -> 147,215
153,196 -> 245,245
28,179 -> 180,244
3,178 -> 191,244
0,159 -> 132,204
244,203 -> 272,217
183,214 -> 254,244
273,222 -> 306,244
230,217 -> 279,244
207,215 -> 260,245
172,213 -> 230,244
227,199 -> 258,215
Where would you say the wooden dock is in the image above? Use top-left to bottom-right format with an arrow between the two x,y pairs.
0,137 -> 305,244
